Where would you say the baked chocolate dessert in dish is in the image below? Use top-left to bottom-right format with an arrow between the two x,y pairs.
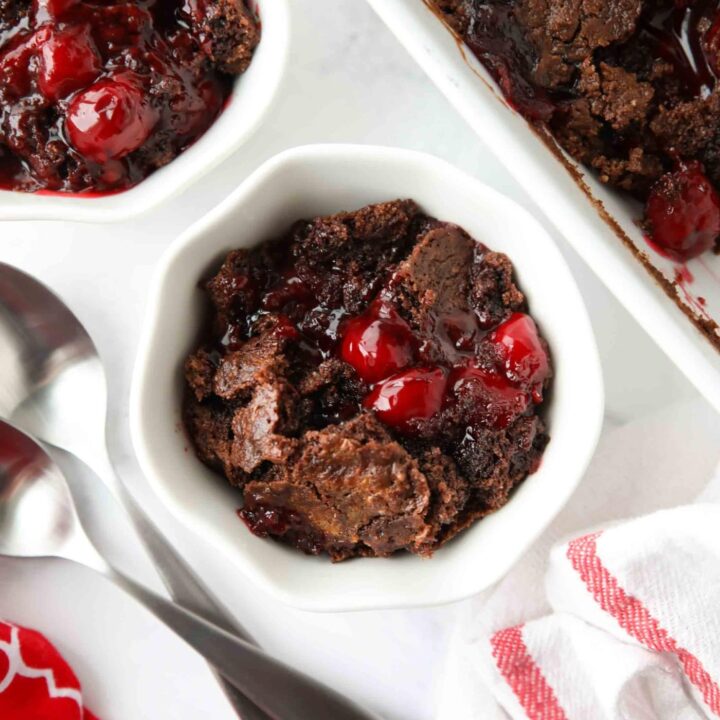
0,0 -> 259,193
184,200 -> 552,561
430,0 -> 720,262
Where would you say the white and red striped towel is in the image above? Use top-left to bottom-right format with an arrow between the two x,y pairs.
437,399 -> 720,719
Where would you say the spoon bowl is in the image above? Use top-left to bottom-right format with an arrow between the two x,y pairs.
0,422 -> 103,568
0,264 -> 106,463
0,423 -> 76,559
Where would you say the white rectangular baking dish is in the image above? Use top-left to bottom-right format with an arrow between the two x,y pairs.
367,0 -> 720,412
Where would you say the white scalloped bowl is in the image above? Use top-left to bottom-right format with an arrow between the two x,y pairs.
131,144 -> 604,612
0,0 -> 289,223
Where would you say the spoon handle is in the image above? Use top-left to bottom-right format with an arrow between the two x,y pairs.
119,488 -> 271,720
103,566 -> 379,720
61,447 -> 271,720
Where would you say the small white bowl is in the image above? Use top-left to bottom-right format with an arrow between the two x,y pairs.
0,0 -> 289,223
131,144 -> 604,612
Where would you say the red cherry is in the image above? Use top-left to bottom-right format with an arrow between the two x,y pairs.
38,25 -> 101,102
66,72 -> 158,163
341,301 -> 417,383
273,315 -> 300,341
451,365 -> 529,429
364,366 -> 447,432
645,162 -> 720,262
491,312 -> 549,390
240,505 -> 295,537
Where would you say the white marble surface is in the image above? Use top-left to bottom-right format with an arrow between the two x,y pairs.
0,1 -> 705,719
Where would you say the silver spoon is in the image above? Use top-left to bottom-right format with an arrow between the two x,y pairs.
0,262 -> 378,720
0,263 -> 270,718
0,420 -> 378,720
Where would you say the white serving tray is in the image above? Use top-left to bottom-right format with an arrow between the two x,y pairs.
367,0 -> 720,411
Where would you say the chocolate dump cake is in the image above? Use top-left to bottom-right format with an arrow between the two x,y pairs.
0,0 -> 259,193
184,200 -> 552,561
431,0 -> 720,262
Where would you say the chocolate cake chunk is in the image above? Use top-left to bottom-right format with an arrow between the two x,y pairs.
391,224 -> 475,320
291,198 -> 421,313
431,0 -> 720,260
243,416 -> 434,561
650,93 -> 720,187
185,348 -> 217,402
188,0 -> 261,74
415,448 -> 469,543
230,381 -> 300,474
470,250 -> 525,328
184,200 -> 552,561
212,322 -> 291,401
516,0 -> 642,90
184,397 -> 244,484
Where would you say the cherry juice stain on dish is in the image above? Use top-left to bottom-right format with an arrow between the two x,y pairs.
183,199 -> 552,561
674,264 -> 714,322
0,0 -> 259,194
430,0 -> 720,261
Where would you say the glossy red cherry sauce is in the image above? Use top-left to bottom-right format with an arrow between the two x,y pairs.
359,309 -> 548,433
215,239 -> 550,436
0,0 -> 234,193
340,300 -> 417,384
444,0 -> 555,123
238,506 -> 326,555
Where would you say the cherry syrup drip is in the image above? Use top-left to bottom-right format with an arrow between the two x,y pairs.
458,2 -> 555,122
674,265 -> 714,321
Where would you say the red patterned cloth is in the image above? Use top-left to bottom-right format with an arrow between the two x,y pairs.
0,620 -> 99,719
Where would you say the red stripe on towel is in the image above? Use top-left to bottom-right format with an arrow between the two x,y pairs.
490,625 -> 568,720
567,531 -> 720,715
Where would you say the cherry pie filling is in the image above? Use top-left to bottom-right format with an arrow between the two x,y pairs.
0,0 -> 251,193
